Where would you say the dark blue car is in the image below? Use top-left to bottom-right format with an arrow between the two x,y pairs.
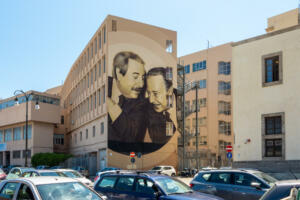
94,171 -> 223,200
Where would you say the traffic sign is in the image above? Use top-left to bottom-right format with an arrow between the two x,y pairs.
131,158 -> 135,163
226,145 -> 233,152
137,152 -> 142,158
227,152 -> 232,160
130,152 -> 135,158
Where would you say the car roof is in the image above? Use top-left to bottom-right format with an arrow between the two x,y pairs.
198,169 -> 262,174
53,169 -> 74,172
5,176 -> 79,185
101,171 -> 168,180
275,180 -> 300,186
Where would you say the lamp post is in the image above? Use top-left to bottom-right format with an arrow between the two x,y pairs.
14,90 -> 39,167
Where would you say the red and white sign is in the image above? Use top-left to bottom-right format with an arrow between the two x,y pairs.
130,152 -> 135,158
226,145 -> 233,152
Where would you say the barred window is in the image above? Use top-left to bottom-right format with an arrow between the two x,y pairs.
218,81 -> 231,95
265,116 -> 282,135
265,139 -> 282,157
13,151 -> 21,159
219,121 -> 231,135
218,101 -> 231,115
218,62 -> 231,75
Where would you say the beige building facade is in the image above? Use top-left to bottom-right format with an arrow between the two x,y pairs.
178,43 -> 233,168
60,15 -> 178,174
0,91 -> 62,166
233,10 -> 300,172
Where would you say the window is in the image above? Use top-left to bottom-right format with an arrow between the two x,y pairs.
94,38 -> 97,54
98,32 -> 101,49
166,122 -> 173,136
97,176 -> 117,189
94,93 -> 97,108
80,131 -> 82,141
87,73 -> 89,88
13,151 -> 21,159
115,177 -> 135,191
90,95 -> 93,111
17,184 -> 34,199
13,127 -> 21,141
0,182 -> 19,199
98,89 -> 101,106
86,129 -> 88,139
103,86 -> 106,103
166,40 -> 173,53
262,52 -> 282,87
61,115 -> 64,124
4,129 -> 12,142
75,133 -> 77,144
265,116 -> 282,135
135,178 -> 155,195
91,43 -> 93,58
218,101 -> 231,115
112,20 -> 117,31
218,62 -> 231,75
219,121 -> 231,135
94,66 -> 97,82
98,61 -> 101,77
192,60 -> 207,72
103,26 -> 106,44
234,173 -> 260,187
166,67 -> 173,80
101,122 -> 104,134
91,70 -> 93,84
54,134 -> 64,145
209,173 -> 231,184
184,65 -> 190,74
265,139 -> 282,157
22,150 -> 31,158
103,56 -> 106,73
200,136 -> 207,145
199,80 -> 206,89
218,81 -> 231,95
93,126 -> 96,137
87,48 -> 90,62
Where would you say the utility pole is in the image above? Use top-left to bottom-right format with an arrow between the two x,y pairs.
195,83 -> 199,169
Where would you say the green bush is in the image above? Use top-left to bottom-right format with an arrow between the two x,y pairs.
31,153 -> 72,167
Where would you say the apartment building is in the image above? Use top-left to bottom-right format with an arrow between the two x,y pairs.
233,9 -> 300,172
0,91 -> 61,166
178,43 -> 233,168
60,15 -> 178,174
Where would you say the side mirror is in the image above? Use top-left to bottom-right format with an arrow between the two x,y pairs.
251,182 -> 261,190
155,191 -> 162,199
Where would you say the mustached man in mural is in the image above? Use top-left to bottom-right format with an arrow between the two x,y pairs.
146,67 -> 176,145
107,52 -> 148,153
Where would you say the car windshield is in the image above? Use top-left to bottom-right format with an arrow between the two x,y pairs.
63,171 -> 83,178
37,182 -> 101,200
254,172 -> 277,186
40,172 -> 67,177
156,178 -> 193,195
152,167 -> 162,170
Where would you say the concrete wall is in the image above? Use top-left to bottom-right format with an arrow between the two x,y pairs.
232,26 -> 300,162
266,8 -> 299,33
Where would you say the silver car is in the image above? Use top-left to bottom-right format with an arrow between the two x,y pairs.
0,176 -> 104,199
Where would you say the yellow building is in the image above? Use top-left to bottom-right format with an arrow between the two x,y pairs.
178,43 -> 233,168
60,15 -> 178,174
233,9 -> 300,172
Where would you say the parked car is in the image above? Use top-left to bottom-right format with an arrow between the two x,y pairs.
0,176 -> 104,199
98,167 -> 121,172
72,166 -> 89,177
35,165 -> 49,170
0,168 -> 6,180
190,169 -> 278,200
49,165 -> 63,169
94,171 -> 223,200
54,169 -> 93,187
94,168 -> 122,182
3,165 -> 22,174
6,167 -> 35,179
180,168 -> 199,177
260,180 -> 300,200
21,169 -> 67,177
149,165 -> 176,176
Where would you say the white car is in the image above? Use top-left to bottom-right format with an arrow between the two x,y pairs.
149,165 -> 176,176
54,169 -> 93,187
0,176 -> 104,200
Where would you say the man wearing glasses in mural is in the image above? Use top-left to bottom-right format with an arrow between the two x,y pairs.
107,51 -> 147,153
146,67 -> 176,145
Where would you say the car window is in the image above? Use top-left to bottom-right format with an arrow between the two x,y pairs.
22,172 -> 31,178
0,182 -> 19,199
135,178 -> 155,195
164,167 -> 171,170
16,184 -> 34,200
261,185 -> 300,200
115,177 -> 135,192
10,169 -> 17,174
208,173 -> 231,184
234,173 -> 261,187
32,172 -> 39,177
201,173 -> 212,181
152,167 -> 161,170
15,169 -> 21,176
98,176 -> 117,189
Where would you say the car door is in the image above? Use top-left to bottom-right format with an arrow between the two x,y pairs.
94,176 -> 118,199
232,172 -> 265,200
0,182 -> 20,200
206,172 -> 234,200
112,176 -> 136,200
134,178 -> 156,200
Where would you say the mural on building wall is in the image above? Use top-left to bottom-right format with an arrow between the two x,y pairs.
107,51 -> 177,155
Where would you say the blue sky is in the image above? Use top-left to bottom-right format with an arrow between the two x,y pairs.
0,0 -> 297,99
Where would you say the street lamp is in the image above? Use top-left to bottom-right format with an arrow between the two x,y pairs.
14,90 -> 39,167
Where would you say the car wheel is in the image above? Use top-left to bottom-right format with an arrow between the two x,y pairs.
171,173 -> 175,177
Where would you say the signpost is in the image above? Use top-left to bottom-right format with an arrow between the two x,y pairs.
226,145 -> 233,152
130,152 -> 135,158
227,152 -> 232,160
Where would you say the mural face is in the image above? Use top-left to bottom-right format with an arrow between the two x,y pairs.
107,29 -> 177,162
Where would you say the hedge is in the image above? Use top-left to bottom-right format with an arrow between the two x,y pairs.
31,153 -> 72,167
